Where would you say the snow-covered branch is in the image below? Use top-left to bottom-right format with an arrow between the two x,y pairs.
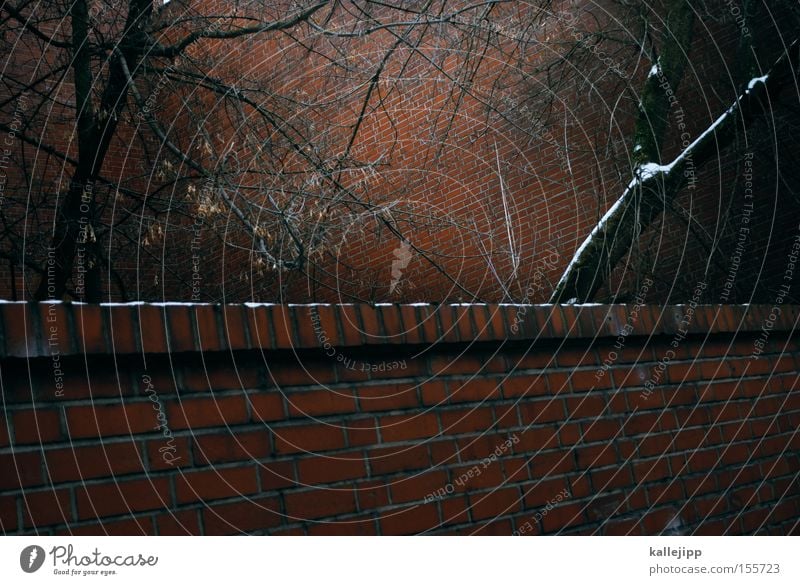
550,39 -> 800,303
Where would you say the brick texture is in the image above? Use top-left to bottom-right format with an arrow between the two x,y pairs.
0,302 -> 798,536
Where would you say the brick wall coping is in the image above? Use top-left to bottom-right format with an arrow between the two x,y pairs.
0,301 -> 796,359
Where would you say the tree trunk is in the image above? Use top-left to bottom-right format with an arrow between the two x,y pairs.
35,0 -> 152,301
551,39 -> 800,304
550,22 -> 799,303
632,0 -> 695,167
36,0 -> 97,300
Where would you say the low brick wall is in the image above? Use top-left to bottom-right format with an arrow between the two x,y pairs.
0,302 -> 798,535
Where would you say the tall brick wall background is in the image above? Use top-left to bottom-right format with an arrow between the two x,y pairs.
0,302 -> 798,535
2,1 -> 799,305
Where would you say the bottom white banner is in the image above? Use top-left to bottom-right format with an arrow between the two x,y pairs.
0,537 -> 796,584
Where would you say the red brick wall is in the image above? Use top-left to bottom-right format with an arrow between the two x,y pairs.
0,302 -> 798,535
3,2 -> 799,304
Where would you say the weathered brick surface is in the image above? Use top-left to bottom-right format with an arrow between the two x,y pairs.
0,302 -> 798,535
